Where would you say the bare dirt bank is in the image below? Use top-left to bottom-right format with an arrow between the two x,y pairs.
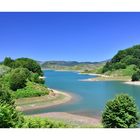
30,112 -> 101,127
124,81 -> 140,86
16,89 -> 72,111
80,73 -> 130,82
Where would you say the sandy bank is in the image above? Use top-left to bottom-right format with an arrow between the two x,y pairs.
124,81 -> 140,86
16,89 -> 72,111
30,112 -> 101,127
80,73 -> 110,77
80,73 -> 130,82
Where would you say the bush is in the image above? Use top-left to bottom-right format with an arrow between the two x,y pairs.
9,68 -> 31,91
132,71 -> 140,81
13,58 -> 43,76
14,81 -> 49,99
0,87 -> 14,105
22,117 -> 70,128
3,57 -> 14,67
0,85 -> 24,128
113,62 -> 126,70
0,65 -> 11,76
0,103 -> 24,128
102,94 -> 139,128
30,73 -> 45,84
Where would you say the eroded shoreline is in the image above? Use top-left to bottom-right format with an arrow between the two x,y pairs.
124,81 -> 140,86
30,112 -> 101,127
16,89 -> 72,111
16,88 -> 101,127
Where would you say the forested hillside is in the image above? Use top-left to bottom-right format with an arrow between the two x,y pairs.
102,45 -> 140,80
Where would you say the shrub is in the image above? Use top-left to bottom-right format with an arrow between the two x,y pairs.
3,57 -> 14,67
9,68 -> 31,91
132,71 -> 140,81
22,117 -> 70,128
14,81 -> 49,99
0,85 -> 24,128
0,103 -> 24,128
113,62 -> 126,70
0,65 -> 11,76
102,94 -> 139,128
30,73 -> 45,84
0,86 -> 14,105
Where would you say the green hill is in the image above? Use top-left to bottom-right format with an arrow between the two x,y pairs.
102,45 -> 140,78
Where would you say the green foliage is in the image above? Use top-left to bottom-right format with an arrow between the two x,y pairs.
22,117 -> 70,128
9,68 -> 31,91
102,94 -> 139,128
0,87 -> 14,105
3,57 -> 43,76
0,57 -> 72,128
0,85 -> 24,128
30,73 -> 45,84
132,71 -> 140,81
0,72 -> 12,89
13,58 -> 43,76
105,65 -> 137,77
0,103 -> 24,128
14,81 -> 49,99
3,57 -> 14,67
0,65 -> 11,76
102,45 -> 140,75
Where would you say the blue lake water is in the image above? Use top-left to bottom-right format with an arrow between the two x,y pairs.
25,70 -> 140,117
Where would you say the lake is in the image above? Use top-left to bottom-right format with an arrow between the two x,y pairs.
25,70 -> 140,117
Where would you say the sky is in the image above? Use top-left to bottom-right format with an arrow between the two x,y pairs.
0,12 -> 140,62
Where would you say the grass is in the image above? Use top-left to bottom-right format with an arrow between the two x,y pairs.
14,81 -> 49,99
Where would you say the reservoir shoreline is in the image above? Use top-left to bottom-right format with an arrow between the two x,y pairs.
16,89 -> 73,112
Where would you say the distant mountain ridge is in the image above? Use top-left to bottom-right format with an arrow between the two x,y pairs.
40,60 -> 109,71
41,60 -> 109,66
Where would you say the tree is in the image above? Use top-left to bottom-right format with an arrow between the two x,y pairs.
102,94 -> 139,128
3,57 -> 14,67
0,65 -> 11,76
30,73 -> 45,84
9,68 -> 31,91
0,86 -> 14,105
102,61 -> 111,73
13,58 -> 43,76
132,71 -> 140,81
113,62 -> 126,70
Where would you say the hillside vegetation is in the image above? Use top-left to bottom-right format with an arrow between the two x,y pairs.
102,45 -> 140,80
0,57 -> 73,128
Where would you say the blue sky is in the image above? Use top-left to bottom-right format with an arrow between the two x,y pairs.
0,12 -> 140,62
